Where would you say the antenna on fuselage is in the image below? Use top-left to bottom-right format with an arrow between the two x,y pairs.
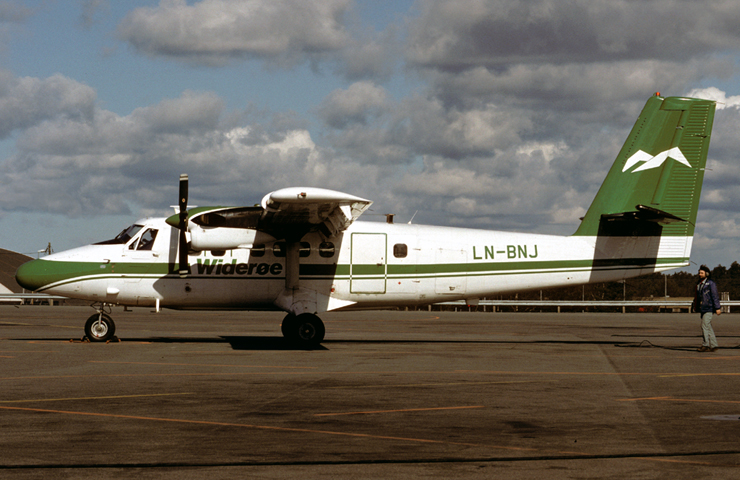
407,211 -> 418,224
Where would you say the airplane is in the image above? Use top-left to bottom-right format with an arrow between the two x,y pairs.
15,93 -> 716,346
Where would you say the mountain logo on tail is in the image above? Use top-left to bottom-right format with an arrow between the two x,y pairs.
622,147 -> 690,173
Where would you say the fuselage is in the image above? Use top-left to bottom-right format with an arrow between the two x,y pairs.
16,216 -> 689,312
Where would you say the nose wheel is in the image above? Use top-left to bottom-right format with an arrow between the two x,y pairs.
84,312 -> 116,342
281,313 -> 325,346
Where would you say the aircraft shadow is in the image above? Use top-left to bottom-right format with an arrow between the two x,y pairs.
130,335 -> 329,351
11,336 -> 726,351
6,336 -> 328,351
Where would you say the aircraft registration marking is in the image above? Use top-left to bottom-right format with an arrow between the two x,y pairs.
472,244 -> 539,260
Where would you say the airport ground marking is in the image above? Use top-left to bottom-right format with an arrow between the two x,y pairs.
618,396 -> 740,405
89,360 -> 317,369
456,370 -> 740,377
0,405 -> 538,453
0,393 -> 194,404
314,406 -> 485,417
0,350 -> 58,353
12,367 -> 732,383
641,457 -> 727,467
617,396 -> 672,402
0,369 -> 493,381
327,380 -> 538,389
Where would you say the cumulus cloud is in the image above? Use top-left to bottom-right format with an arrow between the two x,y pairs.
403,0 -> 740,125
406,0 -> 740,69
317,81 -> 390,128
687,86 -> 740,108
118,0 -> 352,66
0,71 -> 96,139
0,73 -> 386,219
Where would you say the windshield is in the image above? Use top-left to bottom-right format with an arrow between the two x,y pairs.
94,224 -> 144,245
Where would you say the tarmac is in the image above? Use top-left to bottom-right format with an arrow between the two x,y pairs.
1,306 -> 739,479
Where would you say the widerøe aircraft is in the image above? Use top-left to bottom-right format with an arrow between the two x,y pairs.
16,94 -> 716,346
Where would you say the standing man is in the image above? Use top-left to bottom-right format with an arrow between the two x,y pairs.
693,265 -> 721,352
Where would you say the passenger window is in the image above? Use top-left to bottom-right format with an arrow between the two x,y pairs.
393,243 -> 408,258
137,229 -> 158,251
272,242 -> 311,257
319,242 -> 335,258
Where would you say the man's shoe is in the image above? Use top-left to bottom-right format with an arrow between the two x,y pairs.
697,346 -> 710,352
710,347 -> 719,352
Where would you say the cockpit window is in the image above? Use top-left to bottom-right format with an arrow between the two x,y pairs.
95,224 -> 144,245
136,229 -> 158,251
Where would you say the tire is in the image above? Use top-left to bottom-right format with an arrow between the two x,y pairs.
293,313 -> 325,346
281,313 -> 297,340
84,313 -> 116,342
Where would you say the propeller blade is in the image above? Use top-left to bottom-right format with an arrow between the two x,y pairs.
179,173 -> 188,215
179,229 -> 188,277
178,174 -> 189,278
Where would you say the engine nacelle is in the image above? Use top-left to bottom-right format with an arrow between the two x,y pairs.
189,226 -> 275,251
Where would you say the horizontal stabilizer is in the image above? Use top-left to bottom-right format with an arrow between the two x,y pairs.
601,204 -> 687,224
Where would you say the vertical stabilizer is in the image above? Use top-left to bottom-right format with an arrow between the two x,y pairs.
575,94 -> 715,238
573,94 -> 715,274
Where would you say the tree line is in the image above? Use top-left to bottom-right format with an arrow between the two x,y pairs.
563,263 -> 736,301
506,262 -> 740,302
451,262 -> 739,313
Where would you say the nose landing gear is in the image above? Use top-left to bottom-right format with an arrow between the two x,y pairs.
84,304 -> 117,342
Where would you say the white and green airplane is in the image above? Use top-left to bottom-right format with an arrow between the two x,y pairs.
15,94 -> 716,345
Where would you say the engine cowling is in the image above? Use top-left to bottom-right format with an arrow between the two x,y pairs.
189,226 -> 275,251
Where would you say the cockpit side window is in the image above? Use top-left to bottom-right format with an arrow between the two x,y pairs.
95,224 -> 144,245
136,229 -> 158,251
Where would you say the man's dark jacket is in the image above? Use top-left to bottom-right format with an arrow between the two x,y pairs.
694,278 -> 721,314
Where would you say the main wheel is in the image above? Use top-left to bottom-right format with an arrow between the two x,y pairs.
283,313 -> 325,346
84,313 -> 116,342
295,313 -> 325,345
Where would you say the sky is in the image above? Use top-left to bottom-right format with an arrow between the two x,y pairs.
1,0 -> 740,272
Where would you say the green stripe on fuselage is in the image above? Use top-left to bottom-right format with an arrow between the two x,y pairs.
25,256 -> 686,292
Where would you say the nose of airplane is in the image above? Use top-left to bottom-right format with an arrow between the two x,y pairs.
15,259 -> 53,292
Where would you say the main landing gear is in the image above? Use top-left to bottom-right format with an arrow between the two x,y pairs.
84,304 -> 116,342
281,313 -> 325,346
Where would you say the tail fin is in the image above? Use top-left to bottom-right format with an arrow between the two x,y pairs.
574,93 -> 716,271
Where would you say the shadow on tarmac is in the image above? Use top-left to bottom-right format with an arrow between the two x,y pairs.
10,335 -> 738,352
5,335 -> 328,351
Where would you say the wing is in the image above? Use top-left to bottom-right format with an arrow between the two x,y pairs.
166,187 -> 372,247
260,187 -> 372,238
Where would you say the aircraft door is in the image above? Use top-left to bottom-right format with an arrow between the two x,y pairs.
350,233 -> 386,294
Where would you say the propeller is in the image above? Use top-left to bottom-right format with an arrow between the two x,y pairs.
178,173 -> 189,278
